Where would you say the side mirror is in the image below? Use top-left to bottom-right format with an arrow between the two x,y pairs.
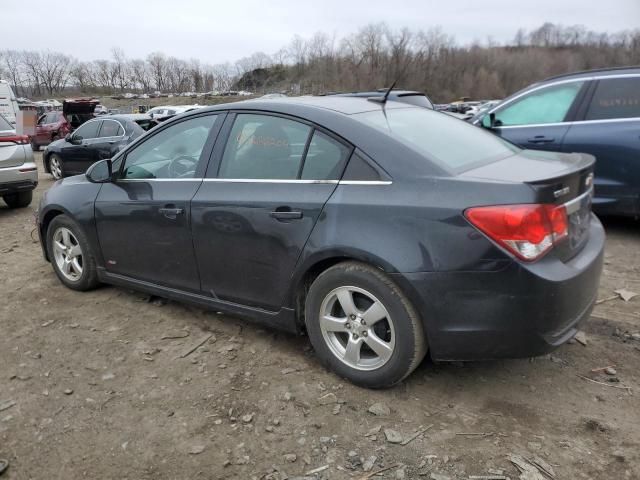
71,135 -> 83,145
86,159 -> 112,183
489,112 -> 496,128
64,133 -> 71,142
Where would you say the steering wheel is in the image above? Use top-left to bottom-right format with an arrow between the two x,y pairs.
168,155 -> 199,178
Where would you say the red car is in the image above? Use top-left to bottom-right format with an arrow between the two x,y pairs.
30,99 -> 98,151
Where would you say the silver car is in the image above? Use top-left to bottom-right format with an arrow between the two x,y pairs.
0,114 -> 38,208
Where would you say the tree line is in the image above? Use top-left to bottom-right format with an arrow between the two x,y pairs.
1,22 -> 639,103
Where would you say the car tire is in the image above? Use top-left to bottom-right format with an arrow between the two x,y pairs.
304,261 -> 427,388
3,190 -> 33,209
48,154 -> 64,180
46,214 -> 100,291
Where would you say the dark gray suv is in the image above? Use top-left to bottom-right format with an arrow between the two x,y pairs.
474,67 -> 640,217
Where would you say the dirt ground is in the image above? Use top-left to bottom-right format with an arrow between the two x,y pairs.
1,154 -> 639,480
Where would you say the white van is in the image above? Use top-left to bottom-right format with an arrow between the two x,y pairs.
0,80 -> 20,126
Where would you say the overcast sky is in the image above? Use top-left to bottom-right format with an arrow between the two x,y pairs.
5,0 -> 639,64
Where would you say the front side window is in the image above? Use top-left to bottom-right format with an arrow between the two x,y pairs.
301,131 -> 351,180
586,77 -> 640,120
121,114 -> 217,179
99,120 -> 123,137
486,81 -> 584,127
218,114 -> 311,179
73,121 -> 101,140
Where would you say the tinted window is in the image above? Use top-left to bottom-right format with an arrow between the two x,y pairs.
586,77 -> 640,120
488,81 -> 584,126
301,131 -> 350,180
122,115 -> 217,179
73,121 -> 101,140
356,108 -> 519,171
99,120 -> 123,137
219,114 -> 311,179
46,113 -> 58,123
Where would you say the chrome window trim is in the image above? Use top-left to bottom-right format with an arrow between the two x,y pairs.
115,178 -> 393,185
498,116 -> 640,130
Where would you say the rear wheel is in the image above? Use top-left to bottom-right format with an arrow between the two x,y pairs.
304,261 -> 427,388
48,154 -> 64,180
46,215 -> 100,291
3,190 -> 33,209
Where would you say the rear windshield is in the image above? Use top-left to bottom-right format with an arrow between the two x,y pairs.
354,107 -> 519,171
0,114 -> 12,130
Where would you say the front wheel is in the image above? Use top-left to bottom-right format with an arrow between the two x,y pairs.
46,215 -> 100,291
3,190 -> 33,208
304,261 -> 427,388
48,154 -> 64,180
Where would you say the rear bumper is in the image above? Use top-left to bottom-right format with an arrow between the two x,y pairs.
0,162 -> 38,195
392,214 -> 605,361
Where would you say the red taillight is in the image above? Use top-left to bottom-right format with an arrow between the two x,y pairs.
465,204 -> 568,261
0,135 -> 29,145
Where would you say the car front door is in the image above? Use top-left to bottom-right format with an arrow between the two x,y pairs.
191,112 -> 352,311
63,120 -> 102,174
481,80 -> 588,151
95,113 -> 222,291
561,75 -> 640,216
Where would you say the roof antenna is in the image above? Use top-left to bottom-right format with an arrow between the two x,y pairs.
368,80 -> 397,104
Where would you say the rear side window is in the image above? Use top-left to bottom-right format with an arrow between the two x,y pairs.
585,77 -> 640,120
99,120 -> 124,137
356,108 -> 519,171
301,131 -> 350,180
489,81 -> 584,126
219,114 -> 311,179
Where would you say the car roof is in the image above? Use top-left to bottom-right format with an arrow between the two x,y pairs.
541,66 -> 640,83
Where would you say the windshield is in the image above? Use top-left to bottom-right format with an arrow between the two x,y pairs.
0,114 -> 13,131
355,107 -> 519,171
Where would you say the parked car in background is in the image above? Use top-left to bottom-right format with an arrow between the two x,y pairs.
474,67 -> 640,217
0,114 -> 37,208
37,96 -> 603,387
325,89 -> 434,109
0,80 -> 20,127
42,114 -> 152,179
147,105 -> 202,121
94,105 -> 108,115
31,99 -> 99,151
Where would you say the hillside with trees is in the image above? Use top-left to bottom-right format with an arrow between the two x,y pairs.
2,22 -> 639,102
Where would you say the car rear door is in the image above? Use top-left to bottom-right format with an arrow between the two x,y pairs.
191,112 -> 352,311
561,75 -> 640,216
482,80 -> 589,151
95,113 -> 222,292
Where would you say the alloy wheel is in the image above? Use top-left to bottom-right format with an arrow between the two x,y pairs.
49,156 -> 62,180
319,286 -> 396,371
52,227 -> 83,282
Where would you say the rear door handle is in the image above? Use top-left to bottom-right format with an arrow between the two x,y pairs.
159,207 -> 184,219
270,209 -> 303,220
527,136 -> 555,144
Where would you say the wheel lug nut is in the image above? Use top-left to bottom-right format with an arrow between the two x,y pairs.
350,314 -> 356,320
352,333 -> 359,340
361,320 -> 366,326
363,331 -> 368,337
345,322 -> 351,329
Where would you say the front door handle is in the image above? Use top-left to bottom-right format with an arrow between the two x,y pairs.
527,135 -> 555,144
159,206 -> 184,219
270,208 -> 303,221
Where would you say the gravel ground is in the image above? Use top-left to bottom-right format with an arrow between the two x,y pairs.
1,154 -> 639,480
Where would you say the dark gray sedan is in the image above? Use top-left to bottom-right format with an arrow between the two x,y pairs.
37,97 -> 604,387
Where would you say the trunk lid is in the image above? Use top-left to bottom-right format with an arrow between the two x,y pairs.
461,149 -> 595,261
